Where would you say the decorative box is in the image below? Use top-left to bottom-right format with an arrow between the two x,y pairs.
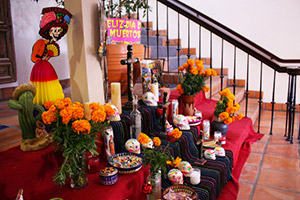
99,167 -> 118,185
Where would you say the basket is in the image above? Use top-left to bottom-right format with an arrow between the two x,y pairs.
108,152 -> 143,174
163,185 -> 198,200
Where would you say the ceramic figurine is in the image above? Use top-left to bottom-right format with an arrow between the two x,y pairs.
168,169 -> 184,185
204,149 -> 216,160
215,146 -> 226,157
173,115 -> 190,130
142,92 -> 158,106
125,139 -> 141,154
105,126 -> 115,159
30,7 -> 72,105
105,104 -> 121,121
178,161 -> 193,177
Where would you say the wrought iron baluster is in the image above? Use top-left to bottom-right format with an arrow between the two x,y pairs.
156,0 -> 159,59
286,75 -> 295,141
290,76 -> 297,144
220,39 -> 224,91
146,0 -> 150,59
233,46 -> 236,96
137,5 -> 139,20
210,32 -> 212,98
119,0 -> 121,18
199,25 -> 201,60
245,54 -> 250,117
257,62 -> 263,133
177,13 -> 181,71
166,6 -> 170,86
269,70 -> 276,135
187,19 -> 190,59
284,75 -> 291,137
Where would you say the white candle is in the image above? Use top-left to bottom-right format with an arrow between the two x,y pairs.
84,102 -> 92,121
111,82 -> 122,114
190,168 -> 201,185
150,83 -> 159,101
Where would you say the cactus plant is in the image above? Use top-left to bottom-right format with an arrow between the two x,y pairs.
8,83 -> 45,139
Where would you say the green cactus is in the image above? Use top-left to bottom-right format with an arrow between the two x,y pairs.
8,84 -> 45,140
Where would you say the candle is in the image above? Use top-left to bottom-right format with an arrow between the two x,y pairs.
150,83 -> 159,101
190,168 -> 201,185
84,102 -> 92,120
111,82 -> 122,114
214,131 -> 222,142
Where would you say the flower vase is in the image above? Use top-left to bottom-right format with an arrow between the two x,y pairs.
70,151 -> 88,189
181,95 -> 194,116
147,171 -> 162,200
211,116 -> 229,136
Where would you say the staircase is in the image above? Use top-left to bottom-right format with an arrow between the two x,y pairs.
138,22 -> 260,124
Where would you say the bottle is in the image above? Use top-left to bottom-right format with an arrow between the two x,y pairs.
130,95 -> 142,139
203,120 -> 210,140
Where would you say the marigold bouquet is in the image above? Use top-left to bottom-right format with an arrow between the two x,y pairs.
177,59 -> 217,96
42,98 -> 114,186
138,128 -> 182,185
214,88 -> 244,124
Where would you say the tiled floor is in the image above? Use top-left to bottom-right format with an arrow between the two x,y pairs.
0,88 -> 299,199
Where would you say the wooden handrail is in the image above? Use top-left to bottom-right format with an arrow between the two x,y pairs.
158,0 -> 300,75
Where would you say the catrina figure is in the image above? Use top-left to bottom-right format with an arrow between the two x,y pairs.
30,7 -> 72,105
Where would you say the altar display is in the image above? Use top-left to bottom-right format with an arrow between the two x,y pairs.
30,7 -> 72,105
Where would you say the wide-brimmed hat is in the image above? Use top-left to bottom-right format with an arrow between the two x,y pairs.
39,7 -> 72,40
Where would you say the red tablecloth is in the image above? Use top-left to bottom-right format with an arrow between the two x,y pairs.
169,90 -> 264,199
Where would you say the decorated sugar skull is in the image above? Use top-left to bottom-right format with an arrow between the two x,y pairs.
215,147 -> 226,157
166,120 -> 174,133
168,169 -> 184,185
178,161 -> 193,177
142,92 -> 158,106
106,104 -> 121,122
142,138 -> 153,149
173,115 -> 190,130
125,139 -> 141,154
204,149 -> 216,160
50,27 -> 62,41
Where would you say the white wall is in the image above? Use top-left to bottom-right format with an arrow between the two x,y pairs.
142,0 -> 300,103
1,0 -> 70,88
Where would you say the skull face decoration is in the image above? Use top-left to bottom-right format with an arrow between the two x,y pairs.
50,27 -> 62,42
142,92 -> 158,106
178,161 -> 193,177
142,138 -> 153,149
204,149 -> 216,160
106,104 -> 121,122
125,139 -> 141,154
168,169 -> 184,185
173,115 -> 190,130
215,147 -> 226,157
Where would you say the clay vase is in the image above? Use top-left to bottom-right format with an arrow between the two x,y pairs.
211,116 -> 229,136
181,95 -> 194,116
106,44 -> 144,94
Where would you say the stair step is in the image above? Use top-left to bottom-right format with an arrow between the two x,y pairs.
205,76 -> 228,98
210,86 -> 245,104
164,55 -> 197,71
142,21 -> 153,29
141,35 -> 165,46
150,46 -> 178,58
162,38 -> 181,47
182,48 -> 196,55
213,68 -> 228,76
239,98 -> 260,124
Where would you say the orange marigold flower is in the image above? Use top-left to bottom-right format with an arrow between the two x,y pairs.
203,69 -> 212,77
219,112 -> 229,120
44,101 -> 54,110
227,100 -> 233,107
182,63 -> 189,69
153,137 -> 161,147
195,59 -> 203,68
237,113 -> 244,120
49,105 -> 57,113
211,69 -> 217,76
167,157 -> 182,168
234,102 -> 240,111
166,160 -> 172,165
178,66 -> 184,71
104,104 -> 116,116
190,67 -> 198,75
232,115 -> 236,122
91,109 -> 106,123
72,119 -> 91,135
89,102 -> 103,111
54,99 -> 66,110
60,107 -> 73,124
73,102 -> 83,108
42,110 -> 57,124
63,97 -> 72,107
70,104 -> 84,119
171,128 -> 182,139
228,93 -> 235,101
202,85 -> 210,93
187,59 -> 195,66
224,117 -> 233,124
197,65 -> 204,74
138,132 -> 150,145
176,84 -> 184,95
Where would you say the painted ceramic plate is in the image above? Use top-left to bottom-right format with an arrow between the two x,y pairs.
163,185 -> 198,200
186,115 -> 202,126
108,152 -> 143,174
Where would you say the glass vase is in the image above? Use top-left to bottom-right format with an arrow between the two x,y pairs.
70,151 -> 88,189
147,171 -> 162,200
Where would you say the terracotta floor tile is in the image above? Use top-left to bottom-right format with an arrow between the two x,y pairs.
239,165 -> 259,183
246,152 -> 262,166
0,115 -> 20,127
257,134 -> 268,143
251,142 -> 266,153
266,144 -> 299,158
262,154 -> 300,173
0,128 -> 21,147
257,168 -> 300,192
0,141 -> 19,152
237,182 -> 253,200
269,135 -> 299,147
0,109 -> 18,118
253,185 -> 300,200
